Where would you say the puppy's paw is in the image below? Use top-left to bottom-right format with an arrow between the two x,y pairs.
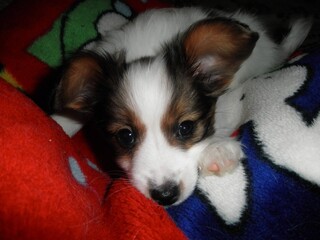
199,139 -> 244,176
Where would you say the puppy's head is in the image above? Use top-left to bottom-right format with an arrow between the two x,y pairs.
55,18 -> 258,206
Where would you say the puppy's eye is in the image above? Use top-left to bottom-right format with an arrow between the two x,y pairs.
116,128 -> 136,149
177,120 -> 194,139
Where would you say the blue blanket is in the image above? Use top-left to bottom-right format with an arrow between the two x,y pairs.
168,51 -> 320,240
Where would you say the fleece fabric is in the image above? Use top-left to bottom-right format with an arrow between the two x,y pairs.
0,79 -> 186,239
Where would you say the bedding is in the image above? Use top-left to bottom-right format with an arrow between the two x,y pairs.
1,1 -> 319,239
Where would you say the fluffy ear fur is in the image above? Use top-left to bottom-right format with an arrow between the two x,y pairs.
183,18 -> 259,96
55,52 -> 123,113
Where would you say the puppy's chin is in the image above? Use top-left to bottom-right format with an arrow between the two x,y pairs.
170,178 -> 197,207
127,165 -> 199,207
173,169 -> 199,206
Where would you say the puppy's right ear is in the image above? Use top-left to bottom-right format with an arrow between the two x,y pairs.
55,52 -> 117,114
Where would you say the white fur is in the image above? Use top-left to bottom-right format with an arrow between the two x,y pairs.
84,8 -> 208,62
53,7 -> 311,215
119,58 -> 204,204
199,137 -> 244,176
214,85 -> 245,137
60,7 -> 310,137
226,12 -> 312,89
87,9 -> 311,89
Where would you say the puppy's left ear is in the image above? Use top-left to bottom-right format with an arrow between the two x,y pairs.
183,18 -> 259,96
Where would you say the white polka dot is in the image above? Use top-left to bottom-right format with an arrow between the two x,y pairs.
68,156 -> 87,186
86,158 -> 102,172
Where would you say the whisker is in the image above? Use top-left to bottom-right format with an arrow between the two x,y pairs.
104,185 -> 134,202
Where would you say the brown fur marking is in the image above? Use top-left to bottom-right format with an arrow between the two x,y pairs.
161,91 -> 214,149
183,18 -> 258,96
107,105 -> 146,161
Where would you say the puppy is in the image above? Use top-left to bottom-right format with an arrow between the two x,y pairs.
52,7 -> 312,206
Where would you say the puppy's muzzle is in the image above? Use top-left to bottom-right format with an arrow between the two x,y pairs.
149,181 -> 180,206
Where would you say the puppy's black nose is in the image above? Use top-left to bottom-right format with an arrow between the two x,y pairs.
149,181 -> 180,206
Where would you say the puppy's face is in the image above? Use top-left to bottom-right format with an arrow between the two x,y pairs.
55,18 -> 258,206
102,57 -> 216,205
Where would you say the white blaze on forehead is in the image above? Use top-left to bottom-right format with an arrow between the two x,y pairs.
123,58 -> 173,126
120,57 -> 200,203
122,58 -> 178,179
